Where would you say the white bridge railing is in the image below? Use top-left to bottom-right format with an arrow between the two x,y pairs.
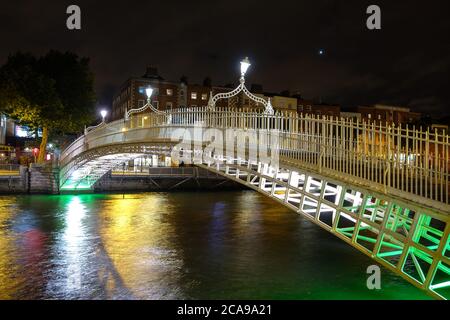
60,107 -> 450,208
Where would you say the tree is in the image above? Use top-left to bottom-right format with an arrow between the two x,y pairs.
0,51 -> 96,163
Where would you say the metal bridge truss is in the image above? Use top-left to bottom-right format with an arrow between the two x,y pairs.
197,159 -> 450,300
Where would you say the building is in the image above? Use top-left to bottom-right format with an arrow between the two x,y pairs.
185,83 -> 231,109
0,114 -> 6,146
0,115 -> 42,163
112,68 -> 317,120
431,124 -> 449,134
112,68 -> 238,120
357,104 -> 421,125
112,67 -> 179,120
297,99 -> 340,118
340,112 -> 362,121
113,67 -> 354,119
268,95 -> 297,112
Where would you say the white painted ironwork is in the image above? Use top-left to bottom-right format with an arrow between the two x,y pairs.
59,106 -> 450,299
125,97 -> 165,120
208,57 -> 274,114
85,110 -> 109,134
62,106 -> 450,212
197,158 -> 450,300
84,121 -> 106,135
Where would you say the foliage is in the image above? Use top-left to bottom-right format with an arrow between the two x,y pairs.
0,51 -> 96,162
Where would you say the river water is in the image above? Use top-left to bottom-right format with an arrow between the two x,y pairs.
0,191 -> 429,299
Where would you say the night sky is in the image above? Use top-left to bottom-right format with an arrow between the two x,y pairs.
1,1 -> 449,116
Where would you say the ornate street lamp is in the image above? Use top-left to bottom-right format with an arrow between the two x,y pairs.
208,57 -> 274,114
100,109 -> 107,122
240,57 -> 251,77
125,86 -> 164,120
145,87 -> 153,99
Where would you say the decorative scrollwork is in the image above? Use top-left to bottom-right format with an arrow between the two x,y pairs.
264,98 -> 274,114
85,121 -> 106,134
242,85 -> 269,107
125,99 -> 165,119
208,76 -> 274,115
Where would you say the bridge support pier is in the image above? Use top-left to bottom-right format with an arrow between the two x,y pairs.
29,164 -> 60,194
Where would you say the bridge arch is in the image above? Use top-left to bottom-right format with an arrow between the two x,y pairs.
59,107 -> 450,299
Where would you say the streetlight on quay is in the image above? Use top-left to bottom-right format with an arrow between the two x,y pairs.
208,57 -> 274,114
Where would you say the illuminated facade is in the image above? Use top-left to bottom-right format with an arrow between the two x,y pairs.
112,67 -> 234,120
356,105 -> 421,125
0,114 -> 5,145
297,99 -> 341,118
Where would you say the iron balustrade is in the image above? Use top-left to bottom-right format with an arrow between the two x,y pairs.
60,107 -> 450,209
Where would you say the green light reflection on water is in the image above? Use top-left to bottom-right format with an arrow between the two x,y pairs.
0,192 -> 433,300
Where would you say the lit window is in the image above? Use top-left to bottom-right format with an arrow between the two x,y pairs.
166,89 -> 173,96
15,125 -> 42,138
368,114 -> 372,119
201,93 -> 207,100
191,92 -> 197,99
15,125 -> 30,138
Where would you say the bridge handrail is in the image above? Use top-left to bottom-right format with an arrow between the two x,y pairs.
60,106 -> 450,206
60,118 -> 127,167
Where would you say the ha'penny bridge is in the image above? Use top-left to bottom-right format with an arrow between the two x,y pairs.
59,59 -> 450,300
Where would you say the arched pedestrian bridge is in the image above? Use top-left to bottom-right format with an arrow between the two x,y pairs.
59,107 -> 450,300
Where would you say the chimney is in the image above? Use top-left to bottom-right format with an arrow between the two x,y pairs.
144,66 -> 159,78
203,77 -> 212,87
180,75 -> 188,85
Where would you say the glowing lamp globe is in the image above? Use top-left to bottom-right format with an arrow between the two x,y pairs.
240,57 -> 251,76
145,87 -> 154,98
100,110 -> 107,119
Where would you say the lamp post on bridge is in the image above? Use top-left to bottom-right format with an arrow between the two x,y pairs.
207,57 -> 274,114
100,109 -> 107,123
84,109 -> 108,134
125,86 -> 164,120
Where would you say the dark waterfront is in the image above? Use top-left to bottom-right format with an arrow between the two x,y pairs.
0,191 -> 429,299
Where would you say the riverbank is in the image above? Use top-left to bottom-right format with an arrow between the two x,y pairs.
94,168 -> 244,193
0,165 -> 245,194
